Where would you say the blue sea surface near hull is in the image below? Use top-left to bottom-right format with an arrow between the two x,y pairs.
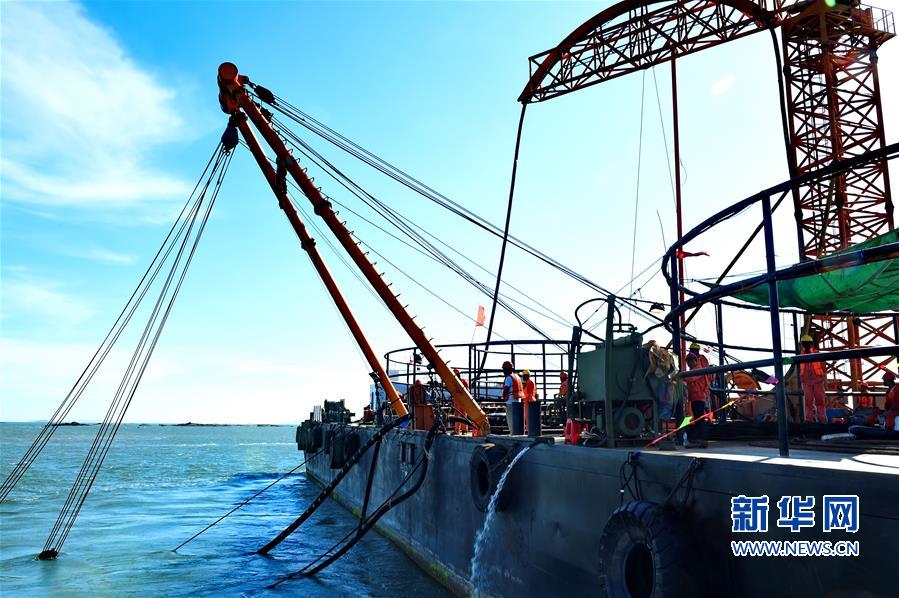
0,422 -> 448,597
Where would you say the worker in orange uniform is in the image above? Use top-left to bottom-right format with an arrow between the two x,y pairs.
798,334 -> 826,423
452,367 -> 470,434
883,371 -> 899,430
684,353 -> 710,448
856,383 -> 873,409
687,341 -> 715,410
502,361 -> 523,432
521,370 -> 537,432
556,370 -> 570,426
556,371 -> 569,401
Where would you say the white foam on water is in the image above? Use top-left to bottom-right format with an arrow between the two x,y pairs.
468,445 -> 531,596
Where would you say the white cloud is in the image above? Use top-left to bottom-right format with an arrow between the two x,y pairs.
711,74 -> 735,97
63,245 -> 137,265
0,2 -> 191,208
1,278 -> 93,327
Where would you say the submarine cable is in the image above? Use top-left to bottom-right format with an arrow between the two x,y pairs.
257,414 -> 411,555
270,420 -> 443,587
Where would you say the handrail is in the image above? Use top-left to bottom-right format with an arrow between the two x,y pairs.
658,142 -> 899,457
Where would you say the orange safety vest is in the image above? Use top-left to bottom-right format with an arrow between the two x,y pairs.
523,378 -> 537,402
885,385 -> 899,411
460,377 -> 470,391
558,380 -> 568,399
685,366 -> 710,403
504,373 -> 523,401
856,385 -> 873,409
799,347 -> 825,381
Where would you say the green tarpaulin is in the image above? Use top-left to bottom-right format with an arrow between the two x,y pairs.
707,229 -> 899,312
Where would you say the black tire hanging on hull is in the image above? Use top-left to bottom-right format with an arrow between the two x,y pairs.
330,431 -> 346,469
469,443 -> 510,513
310,425 -> 323,452
598,501 -> 693,598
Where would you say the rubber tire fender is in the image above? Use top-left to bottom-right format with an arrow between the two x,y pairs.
598,501 -> 693,598
469,443 -> 510,513
345,432 -> 361,462
311,425 -> 323,452
330,431 -> 346,469
296,425 -> 306,450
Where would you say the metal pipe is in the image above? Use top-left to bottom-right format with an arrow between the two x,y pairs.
604,298 -> 616,446
680,346 -> 899,379
762,196 -> 789,457
715,301 -> 726,422
671,57 -> 687,358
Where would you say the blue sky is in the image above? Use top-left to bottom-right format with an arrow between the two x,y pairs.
2,1 -> 897,423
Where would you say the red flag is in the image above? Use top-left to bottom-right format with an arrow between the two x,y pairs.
475,305 -> 486,327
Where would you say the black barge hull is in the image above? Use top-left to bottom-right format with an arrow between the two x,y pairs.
305,425 -> 899,597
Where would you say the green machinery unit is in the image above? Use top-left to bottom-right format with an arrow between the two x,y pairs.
574,297 -> 661,446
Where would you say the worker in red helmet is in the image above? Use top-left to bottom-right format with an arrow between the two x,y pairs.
883,371 -> 899,430
502,361 -> 523,431
452,367 -> 470,434
799,334 -> 826,423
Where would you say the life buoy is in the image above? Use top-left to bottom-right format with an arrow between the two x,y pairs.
598,501 -> 693,598
469,443 -> 510,512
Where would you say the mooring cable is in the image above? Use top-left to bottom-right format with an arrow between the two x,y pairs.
57,150 -> 233,554
44,152 -> 224,553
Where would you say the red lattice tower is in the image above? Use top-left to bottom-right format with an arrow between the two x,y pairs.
781,0 -> 896,389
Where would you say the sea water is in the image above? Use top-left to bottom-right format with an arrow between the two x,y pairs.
0,423 -> 449,597
468,445 -> 530,596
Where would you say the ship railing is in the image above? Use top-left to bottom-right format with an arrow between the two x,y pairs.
382,338 -> 601,423
659,141 -> 899,456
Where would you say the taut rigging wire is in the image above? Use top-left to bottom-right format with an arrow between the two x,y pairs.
0,145 -> 223,504
249,88 -> 662,326
270,120 -> 561,341
37,144 -> 233,559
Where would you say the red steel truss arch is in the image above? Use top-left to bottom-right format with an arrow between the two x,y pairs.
519,0 -> 773,104
519,0 -> 897,393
